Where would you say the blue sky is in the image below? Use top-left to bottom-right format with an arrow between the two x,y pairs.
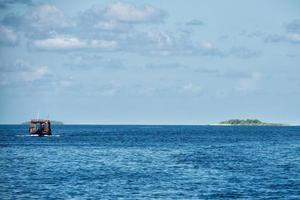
0,0 -> 299,124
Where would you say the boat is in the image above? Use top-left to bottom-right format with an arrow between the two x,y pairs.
29,120 -> 52,136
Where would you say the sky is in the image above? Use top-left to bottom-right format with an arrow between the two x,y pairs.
0,0 -> 299,124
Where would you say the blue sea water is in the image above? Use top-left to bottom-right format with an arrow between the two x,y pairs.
0,125 -> 300,199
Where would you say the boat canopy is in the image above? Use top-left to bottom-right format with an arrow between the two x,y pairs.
30,120 -> 50,124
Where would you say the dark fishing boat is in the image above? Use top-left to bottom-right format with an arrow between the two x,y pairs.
29,120 -> 52,136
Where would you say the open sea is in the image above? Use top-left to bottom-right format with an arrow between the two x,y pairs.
0,125 -> 299,199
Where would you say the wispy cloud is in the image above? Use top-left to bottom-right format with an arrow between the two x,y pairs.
286,19 -> 300,34
227,46 -> 261,58
86,1 -> 166,23
145,62 -> 187,69
0,0 -> 33,9
65,53 -> 125,70
235,72 -> 262,92
186,19 -> 204,26
0,25 -> 18,46
0,1 -> 260,59
265,33 -> 300,44
29,36 -> 118,51
25,4 -> 72,30
239,30 -> 264,38
123,30 -> 226,57
77,1 -> 166,34
1,4 -> 74,40
181,83 -> 202,94
265,19 -> 300,44
21,65 -> 50,82
0,59 -> 51,85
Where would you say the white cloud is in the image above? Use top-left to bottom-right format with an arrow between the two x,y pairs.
200,42 -> 214,50
286,19 -> 300,34
25,4 -> 72,30
78,1 -> 166,33
21,65 -> 50,82
127,30 -> 190,56
0,25 -> 18,46
31,36 -> 118,51
32,36 -> 85,50
0,2 -> 260,58
0,60 -> 51,85
121,30 -> 248,57
197,41 -> 224,56
265,33 -> 300,44
265,19 -> 300,44
147,30 -> 173,48
104,1 -> 165,23
287,33 -> 300,42
89,39 -> 118,49
94,20 -> 131,31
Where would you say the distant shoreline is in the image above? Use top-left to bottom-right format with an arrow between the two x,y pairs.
215,119 -> 289,126
209,124 -> 291,126
0,123 -> 296,126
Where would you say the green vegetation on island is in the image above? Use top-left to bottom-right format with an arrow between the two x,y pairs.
218,119 -> 287,126
22,120 -> 64,125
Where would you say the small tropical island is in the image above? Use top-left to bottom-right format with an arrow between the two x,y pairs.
22,120 -> 64,125
217,119 -> 288,126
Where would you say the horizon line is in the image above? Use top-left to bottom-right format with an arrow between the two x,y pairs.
0,123 -> 299,126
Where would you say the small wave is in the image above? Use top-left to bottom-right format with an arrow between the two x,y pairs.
16,135 -> 26,137
16,135 -> 60,137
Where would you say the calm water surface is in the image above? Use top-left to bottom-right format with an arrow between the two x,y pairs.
0,125 -> 300,199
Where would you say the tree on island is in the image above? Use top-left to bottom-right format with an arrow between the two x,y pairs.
219,119 -> 286,126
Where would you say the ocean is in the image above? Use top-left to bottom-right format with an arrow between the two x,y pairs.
0,125 -> 299,199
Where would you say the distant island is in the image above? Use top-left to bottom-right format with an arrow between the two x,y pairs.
22,120 -> 64,125
217,119 -> 288,126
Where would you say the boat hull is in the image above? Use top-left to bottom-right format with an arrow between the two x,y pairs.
29,120 -> 52,136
